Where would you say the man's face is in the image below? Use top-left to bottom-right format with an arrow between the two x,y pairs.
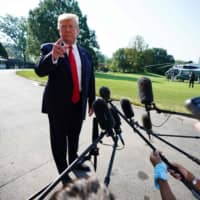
58,18 -> 79,45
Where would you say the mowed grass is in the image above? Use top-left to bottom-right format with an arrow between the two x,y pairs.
95,72 -> 200,113
16,69 -> 47,84
16,70 -> 200,113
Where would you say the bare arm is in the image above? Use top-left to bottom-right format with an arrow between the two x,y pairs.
150,151 -> 176,200
158,179 -> 176,200
169,163 -> 200,195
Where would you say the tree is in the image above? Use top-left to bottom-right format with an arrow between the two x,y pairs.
143,48 -> 175,74
27,0 -> 99,64
129,35 -> 148,52
110,35 -> 175,74
128,35 -> 148,71
112,48 -> 129,72
124,48 -> 138,72
0,42 -> 8,58
0,15 -> 27,63
143,49 -> 155,66
96,51 -> 107,71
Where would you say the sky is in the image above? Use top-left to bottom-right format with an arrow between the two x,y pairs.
1,0 -> 200,62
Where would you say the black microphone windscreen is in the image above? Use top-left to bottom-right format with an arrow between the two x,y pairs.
138,77 -> 154,105
93,99 -> 115,131
110,107 -> 121,129
92,117 -> 99,143
99,86 -> 111,101
142,114 -> 152,130
120,99 -> 134,119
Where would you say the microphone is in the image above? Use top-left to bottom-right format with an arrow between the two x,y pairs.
92,117 -> 99,143
120,99 -> 134,119
110,107 -> 121,129
141,113 -> 152,140
110,106 -> 125,146
92,98 -> 115,131
142,113 -> 152,130
91,117 -> 99,171
99,86 -> 111,101
138,77 -> 154,105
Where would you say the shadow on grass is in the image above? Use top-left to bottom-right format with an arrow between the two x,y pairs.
96,72 -> 137,82
95,72 -> 163,83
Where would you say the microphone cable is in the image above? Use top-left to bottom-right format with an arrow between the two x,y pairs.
151,113 -> 171,127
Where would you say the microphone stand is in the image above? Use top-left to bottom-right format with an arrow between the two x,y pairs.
106,100 -> 126,146
89,117 -> 100,171
104,133 -> 119,186
144,105 -> 200,139
146,103 -> 198,119
139,104 -> 200,165
78,118 -> 100,172
145,105 -> 152,141
104,101 -> 200,196
150,131 -> 200,165
94,99 -> 124,186
135,123 -> 200,166
88,145 -> 99,172
107,101 -> 200,166
154,133 -> 200,139
122,114 -> 200,197
27,130 -> 106,200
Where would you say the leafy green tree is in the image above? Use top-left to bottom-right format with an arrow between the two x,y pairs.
0,42 -> 8,58
106,57 -> 113,71
96,51 -> 107,71
143,48 -> 175,74
128,35 -> 148,71
112,48 -> 129,72
0,15 -> 27,63
112,47 -> 145,73
124,48 -> 137,72
143,49 -> 155,66
27,0 -> 99,64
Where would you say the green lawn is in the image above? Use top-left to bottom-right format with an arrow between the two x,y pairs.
16,69 -> 47,84
16,70 -> 200,113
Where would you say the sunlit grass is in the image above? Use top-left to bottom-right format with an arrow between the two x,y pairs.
16,69 -> 47,84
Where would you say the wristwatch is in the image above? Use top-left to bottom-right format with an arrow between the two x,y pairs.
192,177 -> 199,186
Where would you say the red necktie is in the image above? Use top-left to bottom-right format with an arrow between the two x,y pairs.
68,46 -> 80,103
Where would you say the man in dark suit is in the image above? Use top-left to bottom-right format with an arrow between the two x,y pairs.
189,72 -> 195,88
35,13 -> 95,185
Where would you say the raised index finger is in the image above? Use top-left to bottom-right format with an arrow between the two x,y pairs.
55,38 -> 63,46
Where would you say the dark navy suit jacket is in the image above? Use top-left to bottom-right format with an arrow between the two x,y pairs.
34,43 -> 95,119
